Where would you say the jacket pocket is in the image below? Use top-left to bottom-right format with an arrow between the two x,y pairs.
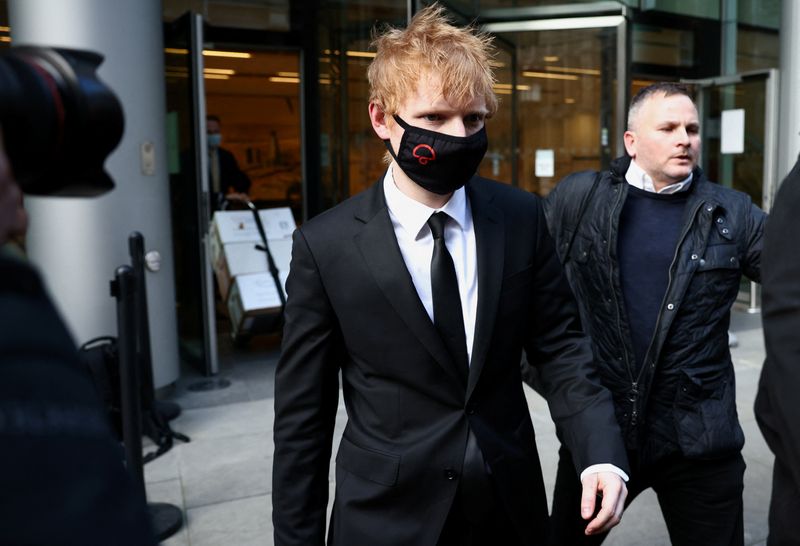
697,243 -> 739,271
673,365 -> 744,458
336,436 -> 400,486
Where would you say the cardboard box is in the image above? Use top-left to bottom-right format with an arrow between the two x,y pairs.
227,271 -> 290,338
209,207 -> 295,300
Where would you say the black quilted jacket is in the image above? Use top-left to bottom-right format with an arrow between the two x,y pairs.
544,155 -> 766,464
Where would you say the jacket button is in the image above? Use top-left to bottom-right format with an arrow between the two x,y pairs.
717,217 -> 725,224
699,259 -> 706,266
730,257 -> 737,264
691,254 -> 698,260
444,468 -> 458,480
706,205 -> 714,212
667,303 -> 675,310
722,228 -> 730,234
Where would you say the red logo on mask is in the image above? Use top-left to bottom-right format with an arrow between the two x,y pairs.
412,144 -> 436,165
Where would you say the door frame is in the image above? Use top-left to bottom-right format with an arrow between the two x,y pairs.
683,68 -> 780,312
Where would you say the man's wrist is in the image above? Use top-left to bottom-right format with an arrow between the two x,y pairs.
580,464 -> 629,483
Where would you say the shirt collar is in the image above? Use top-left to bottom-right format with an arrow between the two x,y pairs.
383,165 -> 469,239
625,159 -> 693,194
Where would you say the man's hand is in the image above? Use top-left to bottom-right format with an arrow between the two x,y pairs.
580,471 -> 627,535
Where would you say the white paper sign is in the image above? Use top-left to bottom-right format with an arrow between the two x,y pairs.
721,109 -> 745,154
535,149 -> 555,178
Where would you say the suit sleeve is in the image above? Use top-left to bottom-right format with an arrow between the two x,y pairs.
272,228 -> 343,546
756,159 -> 800,492
523,199 -> 629,476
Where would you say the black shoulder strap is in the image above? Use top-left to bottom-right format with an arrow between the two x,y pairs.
562,171 -> 601,263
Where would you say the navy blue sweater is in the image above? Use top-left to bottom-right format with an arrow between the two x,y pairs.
618,185 -> 689,372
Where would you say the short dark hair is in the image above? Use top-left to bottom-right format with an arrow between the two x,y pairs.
627,82 -> 694,130
206,114 -> 221,125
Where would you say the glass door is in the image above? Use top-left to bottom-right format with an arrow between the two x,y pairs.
686,69 -> 779,311
483,8 -> 629,195
164,12 -> 219,375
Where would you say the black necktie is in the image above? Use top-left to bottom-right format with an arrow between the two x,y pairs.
427,212 -> 469,381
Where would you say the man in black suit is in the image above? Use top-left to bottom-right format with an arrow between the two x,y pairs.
272,5 -> 628,545
206,114 -> 250,211
755,154 -> 800,545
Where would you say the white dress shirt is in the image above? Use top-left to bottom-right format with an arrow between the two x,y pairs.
626,159 -> 693,194
382,166 -> 628,483
383,167 -> 478,364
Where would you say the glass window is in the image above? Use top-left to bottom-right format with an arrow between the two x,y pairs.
499,26 -> 619,195
163,0 -> 290,31
737,28 -> 779,71
316,2 -> 406,205
645,0 -> 719,20
738,0 -> 781,30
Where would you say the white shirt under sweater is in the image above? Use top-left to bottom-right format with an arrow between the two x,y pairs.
625,159 -> 693,194
382,165 -> 628,483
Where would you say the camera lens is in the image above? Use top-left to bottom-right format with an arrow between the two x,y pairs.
0,47 -> 124,197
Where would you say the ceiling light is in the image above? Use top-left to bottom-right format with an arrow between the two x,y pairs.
565,98 -> 576,104
543,56 -> 559,62
278,71 -> 300,78
204,74 -> 230,80
522,71 -> 578,81
204,68 -> 235,75
0,37 -> 10,43
484,15 -> 624,33
269,76 -> 301,83
346,50 -> 376,58
164,47 -> 252,59
546,66 -> 600,76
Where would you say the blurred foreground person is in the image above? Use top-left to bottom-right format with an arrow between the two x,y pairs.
755,154 -> 800,546
0,126 -> 155,545
272,5 -> 628,545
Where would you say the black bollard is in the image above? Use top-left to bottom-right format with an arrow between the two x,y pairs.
111,264 -> 183,541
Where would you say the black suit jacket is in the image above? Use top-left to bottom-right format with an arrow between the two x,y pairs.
755,156 -> 800,511
272,176 -> 628,546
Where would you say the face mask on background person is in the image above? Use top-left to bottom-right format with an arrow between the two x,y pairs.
207,133 -> 222,149
384,114 -> 488,195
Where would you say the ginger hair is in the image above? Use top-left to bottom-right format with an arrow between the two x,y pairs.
367,3 -> 498,118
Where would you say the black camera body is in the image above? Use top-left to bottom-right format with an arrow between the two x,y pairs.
0,46 -> 124,197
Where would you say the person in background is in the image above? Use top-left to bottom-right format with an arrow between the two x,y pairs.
755,154 -> 800,546
272,5 -> 628,545
207,114 -> 251,210
544,82 -> 766,546
0,125 -> 156,545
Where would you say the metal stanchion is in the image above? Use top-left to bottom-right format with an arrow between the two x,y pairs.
129,232 -> 183,423
111,265 -> 183,541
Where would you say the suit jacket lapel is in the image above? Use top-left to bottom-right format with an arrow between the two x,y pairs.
353,182 -> 465,386
466,179 -> 504,399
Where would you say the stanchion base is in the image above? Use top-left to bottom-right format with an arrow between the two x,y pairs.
150,502 -> 183,541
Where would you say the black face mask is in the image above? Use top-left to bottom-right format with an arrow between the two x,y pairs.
384,114 -> 488,195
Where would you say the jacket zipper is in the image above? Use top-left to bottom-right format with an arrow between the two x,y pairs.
631,199 -> 707,425
606,183 -> 634,390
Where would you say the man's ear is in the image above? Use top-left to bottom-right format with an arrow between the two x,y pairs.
369,102 -> 391,140
623,130 -> 636,158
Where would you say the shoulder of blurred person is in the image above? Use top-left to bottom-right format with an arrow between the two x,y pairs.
0,247 -> 156,545
756,155 -> 800,471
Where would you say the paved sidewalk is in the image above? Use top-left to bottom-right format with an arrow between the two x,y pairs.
149,309 -> 772,545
